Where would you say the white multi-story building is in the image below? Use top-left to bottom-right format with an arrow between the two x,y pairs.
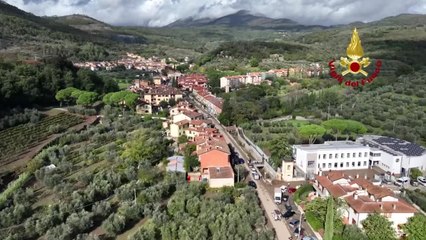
293,136 -> 426,179
357,135 -> 426,176
293,141 -> 370,179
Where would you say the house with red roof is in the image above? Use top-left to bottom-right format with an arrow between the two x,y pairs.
313,170 -> 417,234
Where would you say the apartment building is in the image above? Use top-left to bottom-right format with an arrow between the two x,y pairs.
143,86 -> 183,106
293,141 -> 370,179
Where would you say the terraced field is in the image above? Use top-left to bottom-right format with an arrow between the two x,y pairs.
0,112 -> 83,165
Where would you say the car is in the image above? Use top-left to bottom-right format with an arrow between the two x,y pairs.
294,227 -> 304,237
395,177 -> 410,186
282,194 -> 289,202
410,179 -> 419,187
285,203 -> 292,211
289,219 -> 300,228
251,167 -> 257,172
282,210 -> 296,219
417,177 -> 426,186
252,172 -> 260,180
248,180 -> 257,189
288,187 -> 297,194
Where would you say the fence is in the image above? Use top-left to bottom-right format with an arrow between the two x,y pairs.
235,127 -> 279,180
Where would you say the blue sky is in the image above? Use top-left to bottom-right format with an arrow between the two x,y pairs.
5,0 -> 426,26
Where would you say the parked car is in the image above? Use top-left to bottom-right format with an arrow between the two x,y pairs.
288,187 -> 297,194
282,210 -> 296,219
285,203 -> 292,211
252,172 -> 260,180
289,219 -> 300,228
294,227 -> 304,237
417,177 -> 426,186
248,180 -> 257,189
395,177 -> 410,186
282,195 -> 289,202
272,210 -> 281,221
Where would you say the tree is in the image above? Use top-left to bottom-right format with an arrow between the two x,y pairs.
76,91 -> 98,106
342,225 -> 367,240
410,168 -> 422,181
55,87 -> 78,106
178,135 -> 188,144
159,100 -> 169,109
324,197 -> 334,240
183,144 -> 198,172
322,119 -> 367,140
298,124 -> 326,144
168,98 -> 176,107
403,214 -> 426,240
249,57 -> 260,67
362,213 -> 396,240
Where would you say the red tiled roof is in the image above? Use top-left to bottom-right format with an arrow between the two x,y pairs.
197,140 -> 230,155
345,195 -> 417,214
315,175 -> 348,197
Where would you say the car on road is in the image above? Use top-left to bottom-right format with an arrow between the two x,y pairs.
285,203 -> 292,211
417,177 -> 426,186
282,210 -> 296,219
248,180 -> 257,189
288,187 -> 297,194
395,177 -> 410,186
294,227 -> 304,237
273,210 -> 281,221
410,179 -> 419,187
252,172 -> 260,180
289,219 -> 300,228
282,194 -> 289,202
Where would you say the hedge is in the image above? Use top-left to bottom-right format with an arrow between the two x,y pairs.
294,183 -> 314,203
305,211 -> 323,231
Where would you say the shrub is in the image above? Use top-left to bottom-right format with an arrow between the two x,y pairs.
293,183 -> 314,203
306,211 -> 322,231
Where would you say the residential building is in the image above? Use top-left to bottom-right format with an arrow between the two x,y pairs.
313,171 -> 417,233
293,141 -> 370,179
207,166 -> 235,188
172,109 -> 203,123
178,74 -> 208,91
197,140 -> 231,176
357,135 -> 426,176
143,86 -> 183,106
169,120 -> 190,138
192,86 -> 223,115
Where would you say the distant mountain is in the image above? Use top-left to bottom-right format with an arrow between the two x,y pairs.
167,10 -> 322,30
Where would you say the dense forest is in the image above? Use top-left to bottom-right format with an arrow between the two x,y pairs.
0,57 -> 118,113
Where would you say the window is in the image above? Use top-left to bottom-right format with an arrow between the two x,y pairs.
287,165 -> 291,170
340,163 -> 344,168
347,153 -> 350,158
352,162 -> 355,167
364,152 -> 368,157
318,155 -> 321,159
359,152 -> 362,157
323,154 -> 326,159
358,161 -> 361,166
346,162 -> 349,167
334,163 -> 338,168
363,161 -> 367,166
395,158 -> 400,163
335,153 -> 338,158
328,163 -> 332,168
353,153 -> 356,157
329,154 -> 332,159
318,164 -> 320,169
323,163 -> 326,168
341,153 -> 344,158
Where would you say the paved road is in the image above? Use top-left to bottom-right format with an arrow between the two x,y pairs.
190,97 -> 292,240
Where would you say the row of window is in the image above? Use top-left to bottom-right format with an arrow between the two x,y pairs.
318,152 -> 368,160
318,161 -> 368,169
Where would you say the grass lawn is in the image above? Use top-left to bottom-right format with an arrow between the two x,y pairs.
118,82 -> 131,90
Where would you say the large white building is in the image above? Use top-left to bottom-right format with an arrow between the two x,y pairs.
293,141 -> 370,179
293,136 -> 426,179
357,135 -> 426,176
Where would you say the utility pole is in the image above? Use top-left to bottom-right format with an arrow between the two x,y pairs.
237,166 -> 240,182
297,212 -> 303,240
134,189 -> 137,205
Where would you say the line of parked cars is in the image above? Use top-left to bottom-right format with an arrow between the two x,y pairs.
395,176 -> 426,187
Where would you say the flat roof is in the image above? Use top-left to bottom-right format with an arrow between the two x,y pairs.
294,141 -> 368,151
361,135 -> 425,157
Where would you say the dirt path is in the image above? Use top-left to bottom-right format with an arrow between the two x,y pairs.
116,218 -> 148,240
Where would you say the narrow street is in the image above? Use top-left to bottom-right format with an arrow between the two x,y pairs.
190,97 -> 292,240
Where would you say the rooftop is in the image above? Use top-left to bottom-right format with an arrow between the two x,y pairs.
208,166 -> 234,179
295,141 -> 368,151
360,135 -> 425,157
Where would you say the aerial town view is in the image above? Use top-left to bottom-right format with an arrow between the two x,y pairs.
0,1 -> 426,240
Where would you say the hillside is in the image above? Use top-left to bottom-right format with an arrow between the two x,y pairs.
48,14 -> 113,32
167,10 -> 322,30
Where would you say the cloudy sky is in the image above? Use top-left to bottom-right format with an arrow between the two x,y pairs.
4,0 -> 426,27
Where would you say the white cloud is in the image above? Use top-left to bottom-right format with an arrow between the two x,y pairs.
4,0 -> 426,26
